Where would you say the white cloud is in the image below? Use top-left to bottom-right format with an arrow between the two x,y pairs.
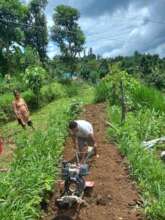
45,0 -> 165,58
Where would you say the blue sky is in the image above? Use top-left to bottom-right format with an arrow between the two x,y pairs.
23,0 -> 165,58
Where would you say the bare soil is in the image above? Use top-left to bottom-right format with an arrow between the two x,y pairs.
43,103 -> 144,220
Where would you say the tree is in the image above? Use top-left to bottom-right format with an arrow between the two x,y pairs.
51,5 -> 85,73
99,59 -> 109,78
80,64 -> 90,80
24,65 -> 46,105
0,0 -> 26,74
23,0 -> 48,63
88,47 -> 96,59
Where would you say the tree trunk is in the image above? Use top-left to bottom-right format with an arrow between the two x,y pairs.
120,80 -> 126,124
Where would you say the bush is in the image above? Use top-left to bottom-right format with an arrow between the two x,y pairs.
41,82 -> 67,103
23,90 -> 38,110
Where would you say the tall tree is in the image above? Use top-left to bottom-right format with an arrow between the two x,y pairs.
51,5 -> 85,73
23,0 -> 48,63
99,59 -> 109,78
0,0 -> 26,74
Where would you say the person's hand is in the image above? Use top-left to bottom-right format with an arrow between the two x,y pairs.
94,143 -> 97,148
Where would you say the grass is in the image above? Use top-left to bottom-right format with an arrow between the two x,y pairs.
132,84 -> 165,112
107,105 -> 165,220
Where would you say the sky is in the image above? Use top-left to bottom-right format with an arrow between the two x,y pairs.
24,0 -> 165,58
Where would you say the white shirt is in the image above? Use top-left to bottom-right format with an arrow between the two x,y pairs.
75,120 -> 93,138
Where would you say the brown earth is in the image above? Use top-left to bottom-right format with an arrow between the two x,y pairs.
43,103 -> 144,220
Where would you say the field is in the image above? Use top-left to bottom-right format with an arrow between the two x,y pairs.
1,2 -> 165,219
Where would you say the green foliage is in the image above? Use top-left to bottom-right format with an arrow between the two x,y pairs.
132,84 -> 165,112
0,0 -> 27,74
95,69 -> 165,112
99,59 -> 109,78
108,105 -> 165,220
120,52 -> 165,91
21,46 -> 41,68
79,58 -> 100,83
23,0 -> 48,63
64,81 -> 80,97
65,99 -> 82,119
24,65 -> 47,105
51,5 -> 85,72
0,0 -> 26,49
40,82 -> 67,102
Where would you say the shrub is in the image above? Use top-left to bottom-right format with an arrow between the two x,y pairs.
24,66 -> 47,105
40,82 -> 67,103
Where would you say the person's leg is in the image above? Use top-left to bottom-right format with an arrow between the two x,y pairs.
17,118 -> 26,129
27,120 -> 35,130
86,136 -> 96,157
77,137 -> 88,163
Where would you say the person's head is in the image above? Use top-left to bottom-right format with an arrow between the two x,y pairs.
13,90 -> 20,100
69,121 -> 78,134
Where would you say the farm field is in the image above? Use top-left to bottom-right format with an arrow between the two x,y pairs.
1,1 -> 165,220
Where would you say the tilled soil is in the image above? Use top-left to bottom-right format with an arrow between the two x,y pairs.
43,103 -> 144,220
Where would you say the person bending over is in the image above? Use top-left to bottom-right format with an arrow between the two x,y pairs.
12,90 -> 34,129
69,120 -> 97,163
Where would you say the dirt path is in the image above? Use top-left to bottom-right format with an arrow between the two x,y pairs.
43,103 -> 144,220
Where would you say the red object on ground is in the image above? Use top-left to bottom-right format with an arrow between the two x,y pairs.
0,139 -> 4,155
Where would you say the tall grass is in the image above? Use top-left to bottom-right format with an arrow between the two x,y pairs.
107,106 -> 165,220
132,85 -> 165,112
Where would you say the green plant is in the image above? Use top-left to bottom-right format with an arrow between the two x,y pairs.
24,65 -> 47,105
64,82 -> 80,97
40,82 -> 67,103
107,105 -> 165,220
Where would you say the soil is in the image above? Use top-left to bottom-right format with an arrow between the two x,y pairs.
43,103 -> 144,220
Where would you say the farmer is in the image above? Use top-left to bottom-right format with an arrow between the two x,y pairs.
12,90 -> 34,129
69,120 -> 98,163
